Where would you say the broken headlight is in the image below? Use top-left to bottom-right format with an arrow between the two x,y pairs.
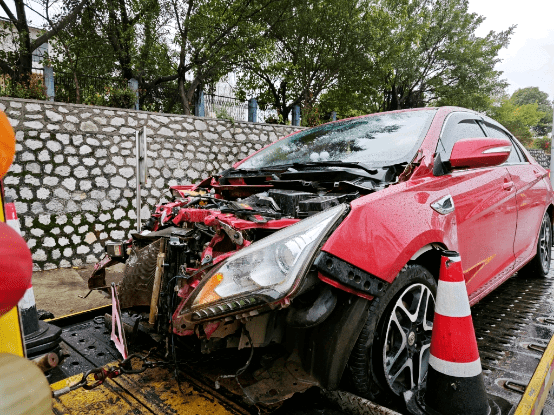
182,204 -> 348,321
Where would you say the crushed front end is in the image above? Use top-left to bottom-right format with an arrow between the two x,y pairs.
87,163 -> 399,404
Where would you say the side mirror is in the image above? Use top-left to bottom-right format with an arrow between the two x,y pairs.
449,137 -> 512,170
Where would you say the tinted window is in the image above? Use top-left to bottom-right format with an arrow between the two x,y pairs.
437,116 -> 485,160
238,110 -> 437,169
482,122 -> 524,164
507,139 -> 525,163
483,123 -> 508,140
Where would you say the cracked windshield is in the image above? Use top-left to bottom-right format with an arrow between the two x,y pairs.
239,109 -> 437,169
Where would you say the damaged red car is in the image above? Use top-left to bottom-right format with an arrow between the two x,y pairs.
89,106 -> 553,405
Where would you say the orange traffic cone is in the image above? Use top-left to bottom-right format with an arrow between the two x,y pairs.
5,197 -> 62,357
404,249 -> 511,415
423,250 -> 489,414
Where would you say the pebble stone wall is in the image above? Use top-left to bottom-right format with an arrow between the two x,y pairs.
526,149 -> 551,169
1,97 -> 303,271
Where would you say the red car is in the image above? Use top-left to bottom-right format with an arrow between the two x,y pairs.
91,106 -> 553,405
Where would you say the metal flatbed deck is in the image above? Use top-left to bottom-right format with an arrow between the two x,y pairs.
47,251 -> 554,414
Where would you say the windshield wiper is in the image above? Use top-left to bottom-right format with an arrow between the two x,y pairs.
291,161 -> 378,177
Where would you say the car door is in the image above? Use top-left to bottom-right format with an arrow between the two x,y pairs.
481,121 -> 549,266
435,112 -> 518,296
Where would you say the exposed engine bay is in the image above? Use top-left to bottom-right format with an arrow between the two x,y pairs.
88,162 -> 402,404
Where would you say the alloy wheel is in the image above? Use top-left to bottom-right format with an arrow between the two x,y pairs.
382,283 -> 435,395
539,215 -> 552,274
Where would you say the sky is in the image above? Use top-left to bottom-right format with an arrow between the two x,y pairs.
467,0 -> 554,101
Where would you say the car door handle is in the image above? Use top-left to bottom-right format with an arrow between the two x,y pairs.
534,171 -> 544,179
502,181 -> 514,191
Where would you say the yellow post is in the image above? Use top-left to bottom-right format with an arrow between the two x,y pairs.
0,307 -> 25,357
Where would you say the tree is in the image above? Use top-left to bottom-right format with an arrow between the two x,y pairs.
0,0 -> 88,81
510,87 -> 553,136
237,0 -> 377,122
322,0 -> 514,116
168,0 -> 283,115
49,0 -> 178,109
489,97 -> 542,145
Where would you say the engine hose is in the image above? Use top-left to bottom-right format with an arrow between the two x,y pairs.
286,285 -> 337,328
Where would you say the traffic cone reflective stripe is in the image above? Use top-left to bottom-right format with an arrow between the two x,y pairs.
424,249 -> 490,415
18,285 -> 40,336
4,198 -> 21,235
428,355 -> 482,378
434,280 -> 470,317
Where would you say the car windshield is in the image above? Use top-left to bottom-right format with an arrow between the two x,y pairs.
238,109 -> 437,169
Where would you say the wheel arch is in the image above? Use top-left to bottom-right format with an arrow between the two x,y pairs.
408,243 -> 447,280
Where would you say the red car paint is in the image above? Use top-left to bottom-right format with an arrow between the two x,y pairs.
449,137 -> 512,168
319,108 -> 553,305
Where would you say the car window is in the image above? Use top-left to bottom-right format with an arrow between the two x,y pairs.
483,122 -> 508,140
482,122 -> 525,164
238,109 -> 437,169
436,114 -> 485,160
509,138 -> 526,163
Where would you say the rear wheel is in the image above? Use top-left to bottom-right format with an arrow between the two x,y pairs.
349,264 -> 436,403
519,212 -> 552,277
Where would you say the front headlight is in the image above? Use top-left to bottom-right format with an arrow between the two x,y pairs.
180,204 -> 348,322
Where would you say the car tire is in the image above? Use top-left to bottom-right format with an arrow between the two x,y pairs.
519,211 -> 552,278
348,264 -> 437,404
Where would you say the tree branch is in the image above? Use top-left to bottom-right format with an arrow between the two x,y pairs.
30,0 -> 88,51
0,0 -> 17,24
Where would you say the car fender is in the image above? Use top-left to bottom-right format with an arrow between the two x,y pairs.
321,179 -> 459,283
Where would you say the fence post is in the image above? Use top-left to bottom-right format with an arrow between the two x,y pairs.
331,111 -> 337,121
248,98 -> 258,123
43,65 -> 54,102
195,87 -> 205,117
128,78 -> 139,110
292,105 -> 301,126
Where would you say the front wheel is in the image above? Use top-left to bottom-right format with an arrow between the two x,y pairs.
348,264 -> 436,403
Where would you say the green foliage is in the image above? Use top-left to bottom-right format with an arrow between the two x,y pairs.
0,74 -> 47,100
81,85 -> 137,109
531,137 -> 552,153
510,87 -> 553,136
265,112 -> 284,124
486,87 -> 553,146
324,0 -> 513,115
238,0 -> 375,121
488,98 -> 543,145
215,106 -> 234,124
301,103 -> 323,127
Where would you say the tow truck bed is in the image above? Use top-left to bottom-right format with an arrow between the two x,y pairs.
47,251 -> 554,415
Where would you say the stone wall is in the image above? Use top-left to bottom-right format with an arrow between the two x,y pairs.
526,149 -> 551,169
1,97 -> 302,271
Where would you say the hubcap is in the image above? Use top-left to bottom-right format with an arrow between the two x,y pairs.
539,215 -> 551,274
383,283 -> 435,395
